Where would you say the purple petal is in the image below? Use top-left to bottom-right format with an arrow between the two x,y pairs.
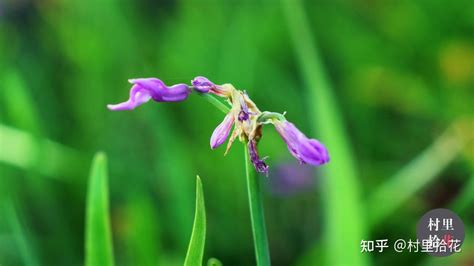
210,113 -> 235,149
275,121 -> 329,166
299,139 -> 330,165
248,139 -> 269,176
159,84 -> 192,102
129,78 -> 190,102
107,84 -> 152,110
192,76 -> 214,93
107,78 -> 191,111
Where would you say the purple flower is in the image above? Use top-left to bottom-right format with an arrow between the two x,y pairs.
248,139 -> 269,176
191,76 -> 215,93
107,78 -> 190,111
210,112 -> 235,149
274,121 -> 329,166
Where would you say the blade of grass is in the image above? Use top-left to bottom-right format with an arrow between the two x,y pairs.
1,70 -> 80,263
0,124 -> 86,179
85,152 -> 114,266
282,1 -> 369,266
367,124 -> 466,226
3,200 -> 39,266
451,173 -> 474,214
184,176 -> 206,266
244,146 -> 271,266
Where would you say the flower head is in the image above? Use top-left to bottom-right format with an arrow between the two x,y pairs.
107,78 -> 190,111
108,75 -> 329,176
274,120 -> 329,166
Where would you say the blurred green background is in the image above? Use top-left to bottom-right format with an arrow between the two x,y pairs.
0,0 -> 473,265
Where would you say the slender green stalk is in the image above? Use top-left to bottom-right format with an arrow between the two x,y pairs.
282,1 -> 368,266
85,152 -> 114,266
3,201 -> 39,266
368,124 -> 465,226
244,146 -> 271,266
199,93 -> 231,114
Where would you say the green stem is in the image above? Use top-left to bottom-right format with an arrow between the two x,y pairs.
199,93 -> 231,114
244,146 -> 271,266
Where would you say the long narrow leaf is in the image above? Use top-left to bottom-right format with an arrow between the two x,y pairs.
368,125 -> 465,226
184,176 -> 206,266
85,152 -> 114,266
0,124 -> 85,179
3,200 -> 39,266
282,1 -> 369,266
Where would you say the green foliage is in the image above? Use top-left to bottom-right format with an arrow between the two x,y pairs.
85,152 -> 114,266
2,201 -> 39,266
184,176 -> 206,266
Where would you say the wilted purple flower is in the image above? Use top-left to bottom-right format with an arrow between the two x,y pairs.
210,112 -> 235,149
274,121 -> 329,166
107,78 -> 190,111
191,76 -> 214,93
248,139 -> 269,176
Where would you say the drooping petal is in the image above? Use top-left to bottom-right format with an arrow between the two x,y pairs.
129,78 -> 190,102
210,113 -> 235,149
107,78 -> 191,111
274,121 -> 329,166
248,139 -> 269,176
107,84 -> 152,110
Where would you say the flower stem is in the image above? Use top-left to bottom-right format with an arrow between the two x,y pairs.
244,146 -> 271,266
199,93 -> 230,114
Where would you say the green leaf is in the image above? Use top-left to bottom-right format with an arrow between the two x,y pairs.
184,176 -> 206,266
85,152 -> 114,266
368,126 -> 465,226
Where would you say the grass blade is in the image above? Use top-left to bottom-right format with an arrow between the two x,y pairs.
0,123 -> 86,179
245,146 -> 271,266
184,176 -> 206,266
3,200 -> 39,266
368,124 -> 466,226
282,1 -> 368,265
85,152 -> 114,266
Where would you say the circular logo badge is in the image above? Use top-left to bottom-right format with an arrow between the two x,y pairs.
416,208 -> 465,256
